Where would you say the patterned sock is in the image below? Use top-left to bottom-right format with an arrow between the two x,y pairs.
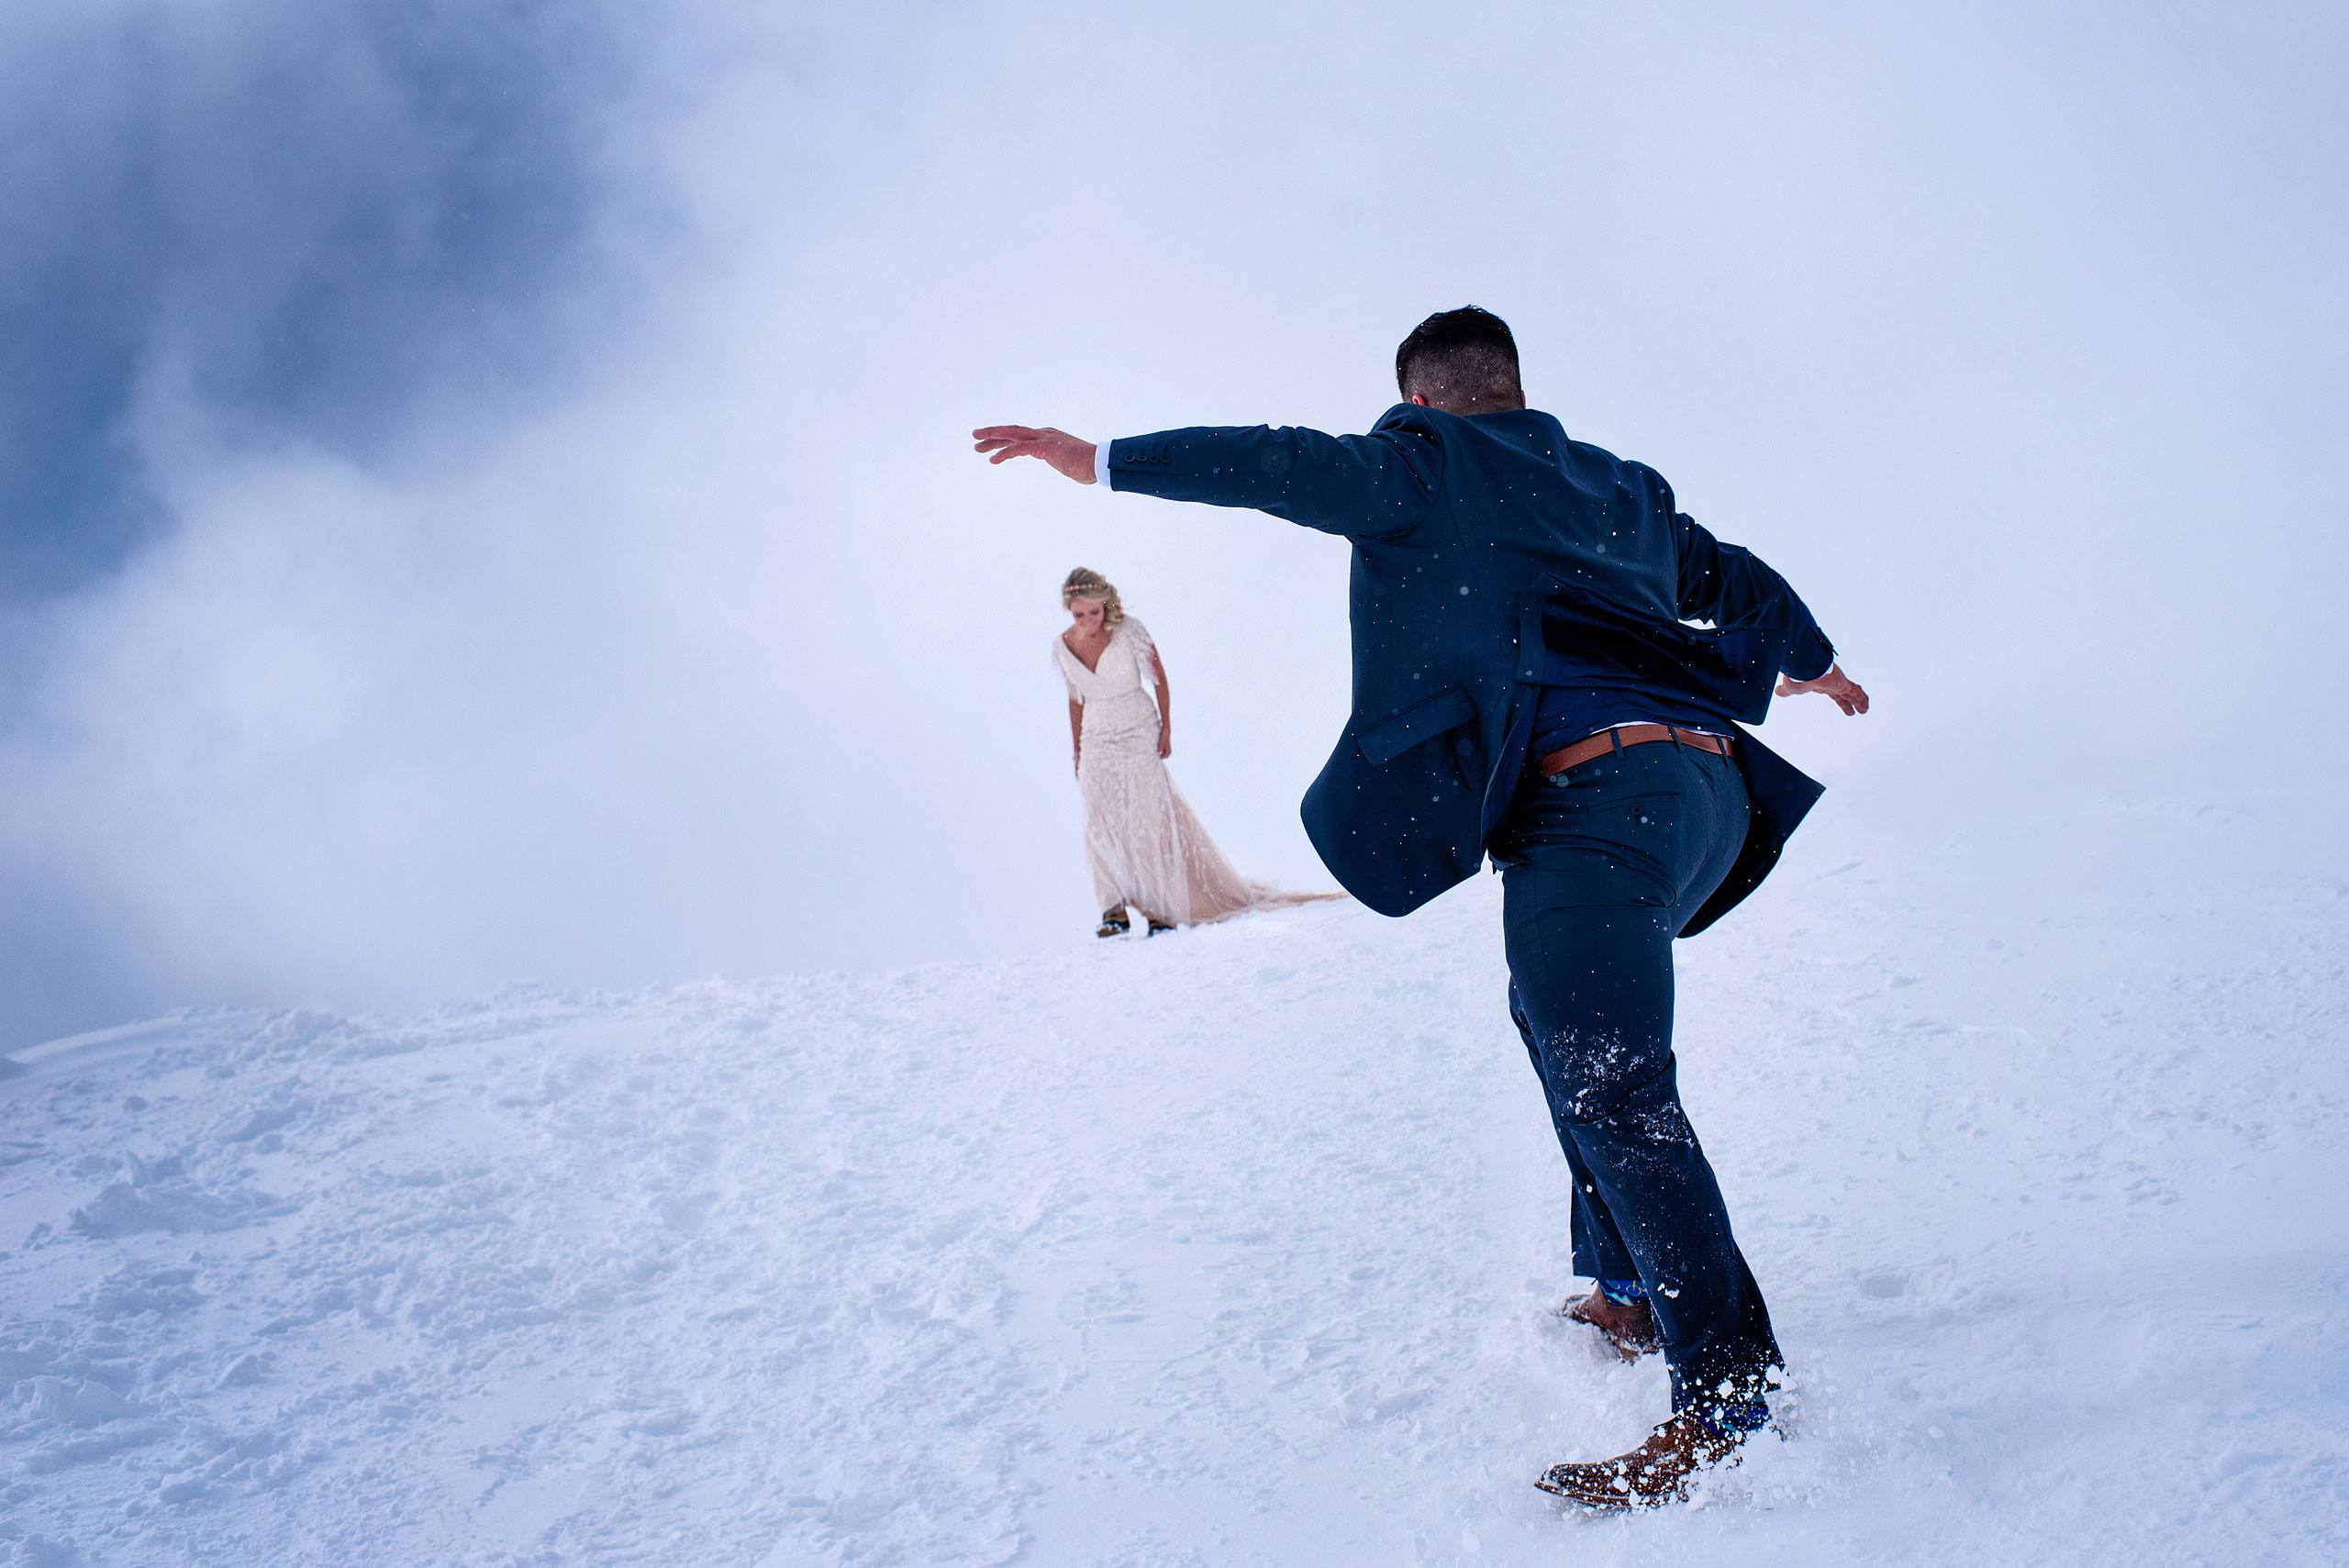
1693,1400 -> 1771,1440
1597,1277 -> 1647,1307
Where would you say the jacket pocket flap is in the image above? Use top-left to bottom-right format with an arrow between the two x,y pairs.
1359,685 -> 1476,766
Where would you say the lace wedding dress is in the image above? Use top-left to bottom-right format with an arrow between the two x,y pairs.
1054,618 -> 1342,928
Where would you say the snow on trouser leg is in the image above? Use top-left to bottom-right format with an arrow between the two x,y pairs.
1494,741 -> 1784,1432
1558,1048 -> 1785,1429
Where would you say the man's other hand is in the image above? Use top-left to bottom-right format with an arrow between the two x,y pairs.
974,426 -> 1098,484
1776,663 -> 1870,715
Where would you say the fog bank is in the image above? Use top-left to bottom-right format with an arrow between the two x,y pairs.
4,1 -> 2343,1046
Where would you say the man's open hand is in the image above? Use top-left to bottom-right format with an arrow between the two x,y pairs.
974,426 -> 1098,484
1776,663 -> 1869,716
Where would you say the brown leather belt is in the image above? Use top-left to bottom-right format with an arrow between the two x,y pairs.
1536,723 -> 1734,777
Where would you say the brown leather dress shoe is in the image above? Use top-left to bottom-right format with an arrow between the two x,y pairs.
1559,1287 -> 1662,1362
1535,1414 -> 1742,1508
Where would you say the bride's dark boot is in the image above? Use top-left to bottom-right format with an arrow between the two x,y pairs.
1097,907 -> 1131,939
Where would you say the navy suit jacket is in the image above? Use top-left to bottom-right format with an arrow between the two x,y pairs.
1107,405 -> 1829,935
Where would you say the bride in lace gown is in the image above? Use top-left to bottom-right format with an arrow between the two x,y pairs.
1054,568 -> 1343,938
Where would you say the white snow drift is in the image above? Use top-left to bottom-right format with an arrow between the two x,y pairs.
3,776 -> 2345,1566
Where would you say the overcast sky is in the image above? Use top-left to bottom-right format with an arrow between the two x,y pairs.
2,0 -> 2343,1049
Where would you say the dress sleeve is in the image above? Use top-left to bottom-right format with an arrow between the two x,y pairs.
1122,618 -> 1160,691
1052,638 -> 1083,703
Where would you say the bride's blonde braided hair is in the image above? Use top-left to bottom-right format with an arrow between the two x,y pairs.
1061,567 -> 1126,630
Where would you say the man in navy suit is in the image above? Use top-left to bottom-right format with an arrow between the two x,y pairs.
976,307 -> 1867,1507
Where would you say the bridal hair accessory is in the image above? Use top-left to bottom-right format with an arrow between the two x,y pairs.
1060,566 -> 1126,629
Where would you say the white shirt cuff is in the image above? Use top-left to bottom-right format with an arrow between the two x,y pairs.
1094,439 -> 1111,488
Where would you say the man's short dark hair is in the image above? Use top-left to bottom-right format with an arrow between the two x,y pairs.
1395,306 -> 1521,409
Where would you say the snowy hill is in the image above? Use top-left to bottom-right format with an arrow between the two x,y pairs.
3,779 -> 2344,1566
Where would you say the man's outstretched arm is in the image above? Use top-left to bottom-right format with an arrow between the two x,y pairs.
1670,505 -> 1870,717
974,419 -> 1439,539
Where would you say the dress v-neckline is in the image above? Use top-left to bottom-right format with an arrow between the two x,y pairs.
1063,628 -> 1113,674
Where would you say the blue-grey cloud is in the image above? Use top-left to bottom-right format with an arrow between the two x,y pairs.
0,0 -> 627,600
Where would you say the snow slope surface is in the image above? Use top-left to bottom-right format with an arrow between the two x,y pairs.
3,781 -> 2345,1566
